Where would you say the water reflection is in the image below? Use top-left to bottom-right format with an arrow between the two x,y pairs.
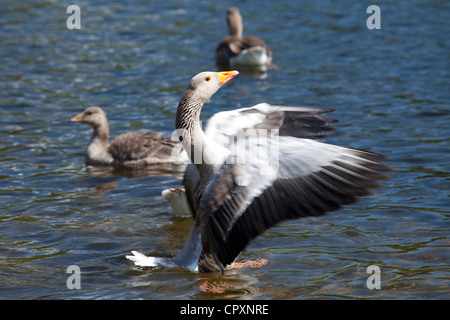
86,163 -> 186,180
195,272 -> 266,299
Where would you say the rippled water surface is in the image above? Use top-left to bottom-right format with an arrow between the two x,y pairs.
1,0 -> 449,300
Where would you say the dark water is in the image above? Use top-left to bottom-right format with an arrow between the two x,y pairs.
0,0 -> 449,300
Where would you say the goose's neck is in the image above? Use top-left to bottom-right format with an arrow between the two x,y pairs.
93,123 -> 109,142
228,14 -> 243,38
86,122 -> 110,163
175,89 -> 229,176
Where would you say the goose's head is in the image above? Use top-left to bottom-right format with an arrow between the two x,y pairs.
185,71 -> 239,102
71,106 -> 107,129
175,70 -> 239,148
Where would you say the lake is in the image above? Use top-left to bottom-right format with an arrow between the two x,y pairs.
0,0 -> 449,300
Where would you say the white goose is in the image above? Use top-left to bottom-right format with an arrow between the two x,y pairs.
163,102 -> 337,216
127,71 -> 390,273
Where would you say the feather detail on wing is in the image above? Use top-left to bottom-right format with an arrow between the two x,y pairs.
204,103 -> 337,149
198,136 -> 390,270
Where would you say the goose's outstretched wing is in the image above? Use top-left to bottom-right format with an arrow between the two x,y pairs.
198,136 -> 390,271
170,104 -> 337,219
204,103 -> 336,149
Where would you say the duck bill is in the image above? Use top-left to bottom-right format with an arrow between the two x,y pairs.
216,70 -> 239,86
71,113 -> 84,122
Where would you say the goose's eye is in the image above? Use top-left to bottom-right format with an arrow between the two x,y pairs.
205,76 -> 211,82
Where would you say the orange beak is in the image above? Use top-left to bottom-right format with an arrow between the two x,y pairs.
216,70 -> 239,86
71,113 -> 84,122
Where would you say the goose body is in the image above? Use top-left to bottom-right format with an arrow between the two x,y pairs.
216,7 -> 272,69
71,106 -> 186,166
163,102 -> 337,217
127,71 -> 390,273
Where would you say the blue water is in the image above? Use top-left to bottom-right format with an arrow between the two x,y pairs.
0,0 -> 449,299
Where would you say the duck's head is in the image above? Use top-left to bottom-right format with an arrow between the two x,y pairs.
71,106 -> 107,128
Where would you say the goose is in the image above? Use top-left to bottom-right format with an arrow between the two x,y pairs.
127,71 -> 390,273
162,102 -> 337,217
71,106 -> 186,167
216,7 -> 273,70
